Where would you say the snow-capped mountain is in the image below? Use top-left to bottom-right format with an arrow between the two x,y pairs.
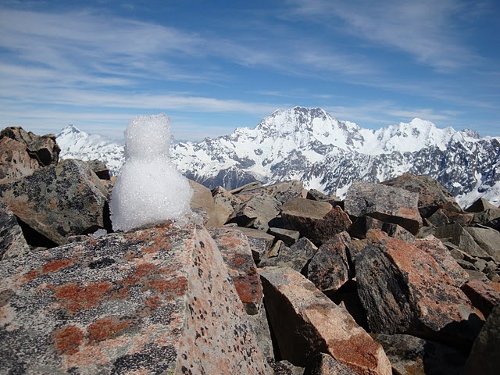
56,107 -> 500,207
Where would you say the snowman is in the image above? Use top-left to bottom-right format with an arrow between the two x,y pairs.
110,114 -> 192,231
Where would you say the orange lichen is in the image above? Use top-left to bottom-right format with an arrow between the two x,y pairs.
87,316 -> 131,343
42,258 -> 74,274
53,281 -> 113,314
54,325 -> 84,355
147,276 -> 188,298
22,269 -> 39,283
145,296 -> 162,309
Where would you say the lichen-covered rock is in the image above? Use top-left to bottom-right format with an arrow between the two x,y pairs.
233,226 -> 275,264
304,353 -> 358,375
435,223 -> 491,259
461,279 -> 500,317
355,230 -> 481,345
349,216 -> 414,242
464,227 -> 500,262
0,159 -> 109,245
260,266 -> 391,375
0,201 -> 29,260
0,127 -> 60,184
236,180 -> 304,205
306,232 -> 351,293
260,237 -> 318,272
0,224 -> 270,374
345,182 -> 422,235
281,198 -> 351,245
209,227 -> 263,315
268,227 -> 300,246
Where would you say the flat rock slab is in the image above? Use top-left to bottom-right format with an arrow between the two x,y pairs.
260,266 -> 391,375
0,224 -> 270,374
209,227 -> 263,315
0,159 -> 108,245
345,182 -> 422,235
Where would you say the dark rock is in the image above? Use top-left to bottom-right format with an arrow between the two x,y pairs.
304,353 -> 357,375
464,227 -> 500,262
233,226 -> 275,264
260,237 -> 318,272
355,230 -> 481,346
268,359 -> 305,375
305,232 -> 351,293
0,224 -> 271,374
344,181 -> 422,235
230,194 -> 281,231
0,201 -> 30,259
464,304 -> 500,375
349,216 -> 415,242
465,198 -> 498,213
382,173 -> 462,218
281,198 -> 351,245
374,333 -> 467,375
209,227 -> 263,315
461,279 -> 500,318
0,159 -> 109,245
259,266 -> 392,374
435,223 -> 491,259
268,227 -> 300,246
85,159 -> 110,180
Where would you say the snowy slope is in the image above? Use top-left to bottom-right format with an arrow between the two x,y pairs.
56,107 -> 500,207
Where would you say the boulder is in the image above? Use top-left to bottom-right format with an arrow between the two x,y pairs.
349,216 -> 414,242
355,230 -> 481,346
232,226 -> 274,264
464,227 -> 500,262
281,198 -> 351,245
0,224 -> 271,374
209,227 -> 263,315
461,279 -> 500,317
212,186 -> 241,225
464,304 -> 500,375
382,173 -> 462,218
259,237 -> 318,272
344,182 -> 422,235
268,227 -> 300,246
466,198 -> 498,213
230,194 -> 280,231
269,360 -> 305,375
236,180 -> 304,205
435,223 -> 491,259
304,353 -> 357,375
0,159 -> 109,245
0,201 -> 30,260
0,127 -> 59,184
306,232 -> 351,293
374,334 -> 467,375
189,179 -> 224,227
259,266 -> 392,374
85,159 -> 111,180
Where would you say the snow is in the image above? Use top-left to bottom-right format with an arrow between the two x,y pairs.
110,114 -> 192,231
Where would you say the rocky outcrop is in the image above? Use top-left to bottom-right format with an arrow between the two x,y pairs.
260,266 -> 392,375
0,224 -> 270,374
0,159 -> 109,245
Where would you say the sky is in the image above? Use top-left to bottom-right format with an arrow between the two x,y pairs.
0,0 -> 499,141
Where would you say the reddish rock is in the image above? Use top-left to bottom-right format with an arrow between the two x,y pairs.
0,224 -> 270,374
355,230 -> 481,345
344,182 -> 422,234
260,266 -> 391,374
281,198 -> 351,245
209,227 -> 263,315
461,279 -> 500,317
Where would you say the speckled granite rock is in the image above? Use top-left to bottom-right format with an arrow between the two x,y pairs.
345,182 -> 422,235
230,194 -> 280,231
232,226 -> 275,264
0,159 -> 109,245
304,353 -> 358,375
209,227 -> 263,315
0,201 -> 29,260
0,224 -> 271,374
260,237 -> 318,272
260,266 -> 391,375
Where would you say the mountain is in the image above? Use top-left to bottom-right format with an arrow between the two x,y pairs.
56,107 -> 500,207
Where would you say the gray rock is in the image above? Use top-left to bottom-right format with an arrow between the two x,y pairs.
349,216 -> 415,242
233,226 -> 275,264
0,201 -> 30,260
465,198 -> 498,212
85,159 -> 110,180
260,237 -> 318,272
0,159 -> 109,245
237,180 -> 304,206
212,186 -> 242,225
435,223 -> 490,258
231,194 -> 280,231
345,181 -> 422,234
189,179 -> 224,227
304,353 -> 357,375
465,227 -> 500,262
268,227 -> 300,246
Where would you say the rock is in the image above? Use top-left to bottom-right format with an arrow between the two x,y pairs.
268,227 -> 300,246
435,223 -> 491,259
209,227 -> 263,315
0,159 -> 109,245
229,181 -> 263,194
0,201 -> 30,260
355,230 -> 480,346
464,227 -> 500,262
85,159 -> 111,180
306,189 -> 330,201
0,127 -> 60,184
212,186 -> 242,225
0,224 -> 271,374
464,304 -> 500,375
260,266 -> 392,374
382,173 -> 462,218
461,279 -> 500,317
306,232 -> 352,293
349,216 -> 415,242
237,180 -> 304,206
345,181 -> 422,234
466,197 -> 498,212
473,209 -> 500,230
189,179 -> 224,227
269,359 -> 305,375
374,333 -> 467,375
233,227 -> 275,264
260,237 -> 318,272
247,303 -> 275,361
413,235 -> 469,287
304,353 -> 357,375
281,198 -> 351,245
231,194 -> 280,231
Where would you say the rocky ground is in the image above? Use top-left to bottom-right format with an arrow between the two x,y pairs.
1,127 -> 499,375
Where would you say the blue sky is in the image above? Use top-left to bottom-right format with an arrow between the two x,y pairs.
0,0 -> 499,141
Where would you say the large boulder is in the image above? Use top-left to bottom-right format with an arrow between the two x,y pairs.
464,227 -> 500,262
281,198 -> 351,245
0,159 -> 109,245
230,194 -> 280,231
435,223 -> 491,259
212,186 -> 242,225
355,230 -> 481,346
382,173 -> 462,218
189,179 -> 223,227
236,180 -> 304,205
232,226 -> 275,264
461,279 -> 500,317
344,182 -> 422,235
0,201 -> 30,260
0,224 -> 271,374
260,237 -> 318,272
260,266 -> 392,374
0,127 -> 60,184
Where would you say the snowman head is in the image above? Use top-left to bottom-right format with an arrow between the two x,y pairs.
124,114 -> 171,160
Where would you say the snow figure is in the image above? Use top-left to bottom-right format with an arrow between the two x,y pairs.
110,114 -> 192,231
